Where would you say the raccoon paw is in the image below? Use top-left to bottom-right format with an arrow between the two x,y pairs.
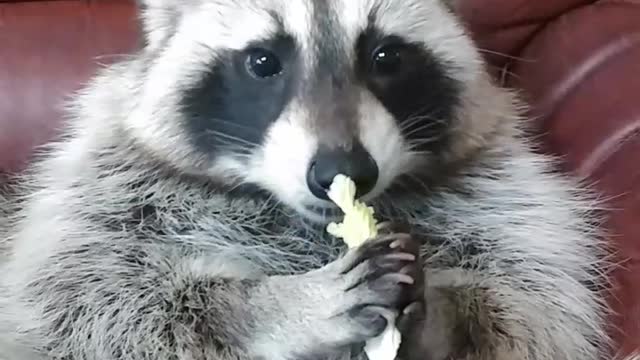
337,230 -> 423,339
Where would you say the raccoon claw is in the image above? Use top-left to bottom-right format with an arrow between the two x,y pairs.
396,300 -> 427,360
342,233 -> 414,275
283,227 -> 425,350
341,231 -> 422,328
396,301 -> 426,335
376,220 -> 411,236
376,221 -> 392,232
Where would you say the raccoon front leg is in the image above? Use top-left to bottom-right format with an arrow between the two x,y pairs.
251,233 -> 423,359
12,233 -> 421,360
396,268 -> 605,360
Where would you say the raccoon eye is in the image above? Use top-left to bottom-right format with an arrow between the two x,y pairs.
371,44 -> 405,76
245,48 -> 283,79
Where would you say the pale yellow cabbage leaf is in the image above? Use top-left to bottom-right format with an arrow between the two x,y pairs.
326,174 -> 401,360
326,174 -> 378,247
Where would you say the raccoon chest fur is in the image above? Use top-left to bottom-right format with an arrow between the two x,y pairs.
64,178 -> 351,277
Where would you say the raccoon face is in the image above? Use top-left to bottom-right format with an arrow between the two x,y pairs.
127,0 -> 507,220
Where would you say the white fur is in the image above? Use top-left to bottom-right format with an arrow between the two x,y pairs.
246,103 -> 318,210
357,92 -> 417,201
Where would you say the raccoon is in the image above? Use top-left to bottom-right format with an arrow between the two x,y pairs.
0,193 -> 8,257
0,0 -> 612,359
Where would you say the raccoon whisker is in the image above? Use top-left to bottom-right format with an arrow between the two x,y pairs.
407,137 -> 443,147
218,143 -> 255,158
399,115 -> 448,139
203,118 -> 264,142
206,117 -> 259,130
226,146 -> 254,157
216,141 -> 254,154
402,121 -> 446,138
398,117 -> 434,134
405,173 -> 432,194
403,103 -> 441,120
224,183 -> 251,199
398,111 -> 442,131
406,135 -> 447,150
203,129 -> 259,149
401,108 -> 441,122
399,102 -> 447,121
202,134 -> 251,148
202,120 -> 260,135
399,113 -> 431,128
94,53 -> 139,64
477,48 -> 534,62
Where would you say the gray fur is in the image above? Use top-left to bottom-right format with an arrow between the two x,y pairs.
0,0 -> 614,360
0,192 -> 8,258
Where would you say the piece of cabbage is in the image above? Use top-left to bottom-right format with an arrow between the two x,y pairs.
326,174 -> 401,360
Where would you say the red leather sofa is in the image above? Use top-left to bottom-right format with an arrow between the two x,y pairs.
1,0 -> 638,357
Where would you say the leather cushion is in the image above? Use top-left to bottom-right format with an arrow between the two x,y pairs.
0,0 -> 140,173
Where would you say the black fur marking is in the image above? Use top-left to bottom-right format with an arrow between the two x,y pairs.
181,34 -> 299,156
355,27 -> 462,153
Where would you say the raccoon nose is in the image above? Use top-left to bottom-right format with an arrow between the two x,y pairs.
307,143 -> 379,200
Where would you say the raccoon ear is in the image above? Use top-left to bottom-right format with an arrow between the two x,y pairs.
441,0 -> 462,13
135,0 -> 181,50
135,0 -> 174,9
136,0 -> 195,10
